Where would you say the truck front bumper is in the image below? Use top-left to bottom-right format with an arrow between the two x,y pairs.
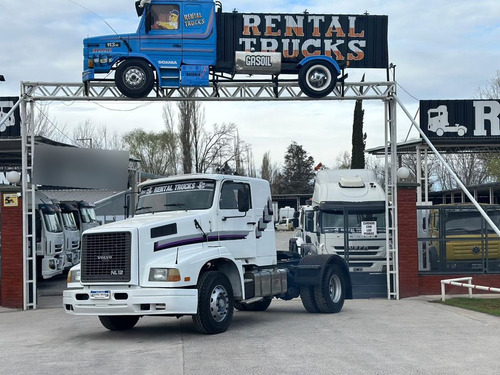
63,286 -> 198,316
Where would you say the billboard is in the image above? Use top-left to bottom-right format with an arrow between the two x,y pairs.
33,144 -> 130,191
0,97 -> 21,137
420,100 -> 500,144
218,13 -> 389,69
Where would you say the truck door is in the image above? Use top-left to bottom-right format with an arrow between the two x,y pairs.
141,3 -> 183,76
217,181 -> 256,260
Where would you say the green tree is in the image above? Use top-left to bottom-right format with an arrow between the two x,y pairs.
351,74 -> 365,169
123,129 -> 177,176
282,142 -> 315,194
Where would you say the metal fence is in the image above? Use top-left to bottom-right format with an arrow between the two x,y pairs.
417,204 -> 500,274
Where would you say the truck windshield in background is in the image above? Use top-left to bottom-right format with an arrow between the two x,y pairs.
444,210 -> 500,234
320,209 -> 386,234
137,179 -> 216,213
80,207 -> 97,224
39,205 -> 63,233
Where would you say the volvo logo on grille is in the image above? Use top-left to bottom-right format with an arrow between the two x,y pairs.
98,255 -> 113,260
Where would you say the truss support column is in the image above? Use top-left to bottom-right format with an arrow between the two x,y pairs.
21,97 -> 36,310
384,95 -> 399,300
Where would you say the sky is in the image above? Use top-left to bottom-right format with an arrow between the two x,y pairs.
1,0 -> 499,173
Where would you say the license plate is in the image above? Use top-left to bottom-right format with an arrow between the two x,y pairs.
90,290 -> 110,300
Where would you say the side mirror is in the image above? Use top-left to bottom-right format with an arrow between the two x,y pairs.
237,189 -> 249,212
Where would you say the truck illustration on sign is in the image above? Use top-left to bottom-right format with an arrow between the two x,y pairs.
427,105 -> 467,137
82,0 -> 388,99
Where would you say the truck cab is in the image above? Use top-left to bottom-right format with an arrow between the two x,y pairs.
83,0 -> 217,98
64,174 -> 352,334
29,192 -> 65,279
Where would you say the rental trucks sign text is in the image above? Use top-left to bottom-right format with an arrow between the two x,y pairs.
234,13 -> 389,68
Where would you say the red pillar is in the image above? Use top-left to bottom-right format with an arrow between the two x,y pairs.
1,191 -> 24,308
397,183 -> 419,298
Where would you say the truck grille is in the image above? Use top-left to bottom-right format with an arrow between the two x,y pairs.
81,232 -> 132,282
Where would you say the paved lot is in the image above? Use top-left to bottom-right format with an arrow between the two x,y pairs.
1,231 -> 499,374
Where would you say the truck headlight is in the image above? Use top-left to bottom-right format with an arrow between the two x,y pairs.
67,268 -> 81,284
149,268 -> 181,282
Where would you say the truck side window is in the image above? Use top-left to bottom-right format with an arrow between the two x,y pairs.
220,182 -> 251,210
151,5 -> 180,30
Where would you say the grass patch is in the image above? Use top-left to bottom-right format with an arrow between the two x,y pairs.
439,298 -> 500,317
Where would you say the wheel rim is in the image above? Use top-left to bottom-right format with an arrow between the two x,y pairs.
328,274 -> 342,303
210,284 -> 229,322
123,67 -> 146,89
307,66 -> 332,91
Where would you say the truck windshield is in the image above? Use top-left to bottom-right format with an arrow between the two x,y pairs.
137,179 -> 216,213
445,211 -> 500,234
43,213 -> 63,233
61,212 -> 78,230
81,207 -> 97,223
321,209 -> 386,234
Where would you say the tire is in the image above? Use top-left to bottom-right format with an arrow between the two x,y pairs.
313,264 -> 345,313
115,59 -> 154,98
192,271 -> 234,334
98,315 -> 140,331
458,128 -> 466,137
298,61 -> 338,98
429,247 -> 439,270
299,286 -> 320,313
436,128 -> 444,137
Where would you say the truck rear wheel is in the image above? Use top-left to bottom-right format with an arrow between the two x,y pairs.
98,315 -> 140,331
298,61 -> 337,98
192,271 -> 234,334
115,59 -> 154,98
313,264 -> 345,313
299,286 -> 320,313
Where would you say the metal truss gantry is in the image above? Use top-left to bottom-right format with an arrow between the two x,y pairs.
15,78 -> 400,309
21,80 -> 396,101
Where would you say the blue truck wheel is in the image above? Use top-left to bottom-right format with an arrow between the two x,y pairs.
115,59 -> 154,98
298,61 -> 337,98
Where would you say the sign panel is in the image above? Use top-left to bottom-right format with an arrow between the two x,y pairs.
219,13 -> 389,69
0,97 -> 21,137
33,144 -> 129,190
420,100 -> 500,144
3,193 -> 19,207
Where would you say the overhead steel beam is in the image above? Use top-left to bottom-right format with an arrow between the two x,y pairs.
22,80 -> 396,102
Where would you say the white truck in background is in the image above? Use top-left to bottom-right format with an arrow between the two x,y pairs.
275,206 -> 296,231
29,192 -> 65,279
61,200 -> 100,234
63,173 -> 352,334
55,201 -> 82,269
290,169 -> 387,273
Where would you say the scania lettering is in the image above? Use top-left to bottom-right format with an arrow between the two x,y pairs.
81,0 -> 388,99
63,174 -> 352,334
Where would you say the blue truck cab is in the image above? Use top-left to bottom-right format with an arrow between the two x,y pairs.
83,0 -> 217,98
81,0 -> 392,99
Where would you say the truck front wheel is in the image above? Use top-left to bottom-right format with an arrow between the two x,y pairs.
115,59 -> 154,98
192,271 -> 234,334
313,264 -> 345,313
298,61 -> 337,98
98,315 -> 140,331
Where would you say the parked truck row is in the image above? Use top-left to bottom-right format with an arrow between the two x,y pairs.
82,0 -> 388,99
63,173 -> 353,334
29,192 -> 99,279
